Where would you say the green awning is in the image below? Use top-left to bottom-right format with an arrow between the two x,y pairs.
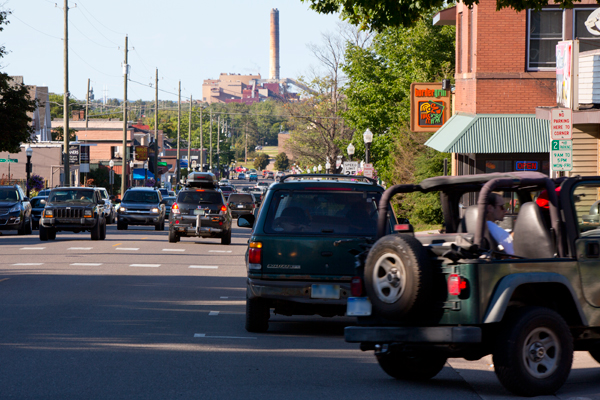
425,114 -> 550,154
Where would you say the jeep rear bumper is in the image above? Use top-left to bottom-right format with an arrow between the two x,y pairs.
344,326 -> 482,344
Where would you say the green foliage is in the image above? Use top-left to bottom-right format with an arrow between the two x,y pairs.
274,152 -> 290,171
85,165 -> 121,194
254,153 -> 270,171
48,93 -> 84,120
302,0 -> 576,31
51,126 -> 78,142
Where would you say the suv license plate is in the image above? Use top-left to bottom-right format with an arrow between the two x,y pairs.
237,205 -> 244,208
193,209 -> 205,216
346,297 -> 372,316
311,284 -> 340,299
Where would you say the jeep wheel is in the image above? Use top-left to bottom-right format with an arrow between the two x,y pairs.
245,295 -> 270,333
168,228 -> 179,243
47,228 -> 56,240
364,234 -> 432,320
100,220 -> 107,240
39,225 -> 48,241
221,230 -> 231,245
91,220 -> 101,240
493,307 -> 573,397
376,348 -> 447,381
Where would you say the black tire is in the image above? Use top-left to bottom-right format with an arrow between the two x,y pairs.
108,213 -> 115,224
364,234 -> 432,320
493,306 -> 573,397
100,220 -> 106,240
221,230 -> 231,245
117,220 -> 127,230
590,349 -> 600,364
91,219 -> 101,240
168,228 -> 179,243
39,225 -> 48,241
376,349 -> 447,381
155,218 -> 164,231
245,295 -> 270,333
17,216 -> 29,235
25,216 -> 33,234
47,228 -> 56,240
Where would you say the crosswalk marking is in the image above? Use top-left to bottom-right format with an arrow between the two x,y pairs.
194,333 -> 256,340
189,265 -> 218,269
70,263 -> 102,266
162,249 -> 185,252
208,250 -> 232,253
20,247 -> 45,250
68,247 -> 92,250
116,248 -> 139,251
208,311 -> 220,316
13,263 -> 43,266
130,264 -> 160,268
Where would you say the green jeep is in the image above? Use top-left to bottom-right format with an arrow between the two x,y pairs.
345,171 -> 600,397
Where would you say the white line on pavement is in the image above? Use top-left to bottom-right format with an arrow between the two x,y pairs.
130,264 -> 160,268
194,333 -> 257,339
70,263 -> 102,266
162,248 -> 185,252
189,265 -> 218,269
208,311 -> 219,316
13,263 -> 43,265
116,248 -> 139,251
220,296 -> 229,299
68,247 -> 92,250
20,247 -> 45,250
208,250 -> 232,253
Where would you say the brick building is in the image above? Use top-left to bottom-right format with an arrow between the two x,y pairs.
426,0 -> 600,176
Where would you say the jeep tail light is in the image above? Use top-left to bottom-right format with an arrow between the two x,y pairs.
351,276 -> 363,297
448,274 -> 468,296
248,241 -> 262,269
171,203 -> 180,215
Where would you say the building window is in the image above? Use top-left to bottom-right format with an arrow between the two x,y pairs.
574,9 -> 600,53
527,9 -> 564,70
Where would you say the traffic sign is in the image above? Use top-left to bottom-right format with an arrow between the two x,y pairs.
0,158 -> 18,163
551,140 -> 573,171
551,108 -> 572,140
343,161 -> 358,175
364,163 -> 375,178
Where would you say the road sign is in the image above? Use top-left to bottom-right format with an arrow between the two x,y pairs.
0,159 -> 18,163
343,161 -> 358,175
364,163 -> 375,179
551,108 -> 572,140
551,140 -> 573,171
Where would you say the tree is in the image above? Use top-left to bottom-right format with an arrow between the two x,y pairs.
274,152 -> 290,171
0,9 -> 37,153
254,153 -> 270,171
302,0 -> 583,31
51,126 -> 78,142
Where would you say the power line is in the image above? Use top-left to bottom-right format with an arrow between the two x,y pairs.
69,45 -> 121,78
12,12 -> 62,40
72,7 -> 120,47
70,20 -> 118,49
75,0 -> 126,36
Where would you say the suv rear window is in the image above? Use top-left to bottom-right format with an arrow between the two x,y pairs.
177,191 -> 223,204
220,186 -> 234,192
264,190 -> 381,235
228,194 -> 254,203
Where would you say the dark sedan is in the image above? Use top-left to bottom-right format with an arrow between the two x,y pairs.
30,195 -> 48,230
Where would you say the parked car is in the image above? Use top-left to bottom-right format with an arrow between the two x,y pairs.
248,173 -> 258,182
344,171 -> 600,397
39,187 -> 106,240
237,175 -> 392,333
238,173 -> 246,180
227,193 -> 256,218
29,195 -> 48,230
168,172 -> 232,244
116,187 -> 166,230
0,184 -> 32,235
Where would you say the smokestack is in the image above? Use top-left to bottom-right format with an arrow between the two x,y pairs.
270,8 -> 280,80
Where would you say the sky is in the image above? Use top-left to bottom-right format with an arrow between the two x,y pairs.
3,0 -> 341,102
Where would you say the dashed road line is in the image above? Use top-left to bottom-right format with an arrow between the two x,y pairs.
220,296 -> 229,299
112,243 -> 122,247
116,248 -> 139,251
68,247 -> 92,250
20,247 -> 45,250
13,263 -> 43,266
208,311 -> 219,316
163,248 -> 185,252
70,263 -> 102,266
189,265 -> 218,269
208,250 -> 232,253
194,333 -> 256,339
130,264 -> 160,268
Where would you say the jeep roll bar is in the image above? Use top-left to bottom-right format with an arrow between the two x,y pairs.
278,174 -> 378,185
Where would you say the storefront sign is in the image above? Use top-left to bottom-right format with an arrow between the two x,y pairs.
135,146 -> 148,161
515,161 -> 539,171
551,140 -> 573,171
68,144 -> 80,165
556,41 -> 579,110
79,145 -> 90,173
410,82 -> 451,132
550,108 -> 572,140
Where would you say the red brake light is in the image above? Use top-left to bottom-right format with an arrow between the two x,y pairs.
351,276 -> 363,297
196,189 -> 205,192
249,242 -> 262,264
221,205 -> 227,212
448,274 -> 468,296
172,203 -> 180,214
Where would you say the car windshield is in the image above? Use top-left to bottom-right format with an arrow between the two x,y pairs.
0,188 -> 19,202
30,198 -> 46,208
164,197 -> 176,206
228,194 -> 254,203
220,186 -> 234,192
264,190 -> 381,236
122,191 -> 159,203
48,189 -> 95,203
177,191 -> 222,204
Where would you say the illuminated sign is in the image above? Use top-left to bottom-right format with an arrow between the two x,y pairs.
515,161 -> 539,171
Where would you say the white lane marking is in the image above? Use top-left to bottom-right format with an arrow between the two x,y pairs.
208,250 -> 232,253
220,296 -> 229,299
20,247 -> 45,250
70,263 -> 102,266
162,248 -> 185,252
116,248 -> 139,251
194,333 -> 257,339
208,311 -> 219,316
130,264 -> 160,268
68,247 -> 92,250
189,265 -> 218,269
13,263 -> 43,265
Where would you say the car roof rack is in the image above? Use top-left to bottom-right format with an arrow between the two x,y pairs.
278,174 -> 378,185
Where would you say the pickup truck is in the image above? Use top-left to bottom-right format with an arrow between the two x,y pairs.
345,171 -> 600,397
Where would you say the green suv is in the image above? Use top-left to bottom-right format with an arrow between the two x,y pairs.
237,174 -> 397,333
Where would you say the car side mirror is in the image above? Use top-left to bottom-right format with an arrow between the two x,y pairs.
40,199 -> 46,204
237,215 -> 255,228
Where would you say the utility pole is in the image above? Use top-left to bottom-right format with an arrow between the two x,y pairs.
176,80 -> 181,186
63,0 -> 70,186
154,68 -> 159,188
209,108 -> 213,170
217,115 -> 220,178
245,121 -> 248,163
120,35 -> 128,198
188,95 -> 192,171
199,107 -> 203,171
85,78 -> 90,129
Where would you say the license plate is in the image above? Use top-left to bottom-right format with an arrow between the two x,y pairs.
193,209 -> 204,216
311,284 -> 340,299
237,205 -> 244,208
346,297 -> 372,316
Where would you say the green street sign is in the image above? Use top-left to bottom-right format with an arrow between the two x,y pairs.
0,158 -> 18,163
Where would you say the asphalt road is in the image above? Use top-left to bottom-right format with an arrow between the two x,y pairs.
1,183 -> 599,399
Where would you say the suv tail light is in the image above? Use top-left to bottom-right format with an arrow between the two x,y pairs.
448,274 -> 468,296
248,242 -> 262,270
220,205 -> 227,213
171,203 -> 180,215
351,276 -> 363,297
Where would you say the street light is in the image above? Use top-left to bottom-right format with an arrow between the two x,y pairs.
109,160 -> 114,196
363,129 -> 373,164
347,143 -> 355,161
25,146 -> 33,198
325,160 -> 331,174
313,166 -> 317,173
144,161 -> 148,187
318,164 -> 323,174
129,160 -> 134,188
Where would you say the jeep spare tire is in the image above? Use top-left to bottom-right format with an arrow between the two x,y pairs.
364,234 -> 432,320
